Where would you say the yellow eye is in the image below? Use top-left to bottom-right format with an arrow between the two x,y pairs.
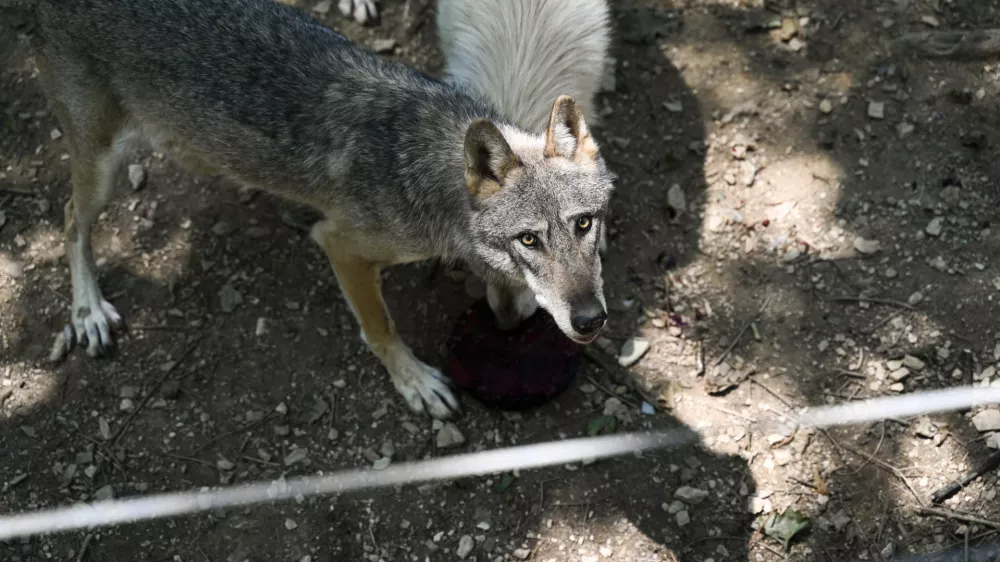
519,233 -> 537,247
577,216 -> 592,232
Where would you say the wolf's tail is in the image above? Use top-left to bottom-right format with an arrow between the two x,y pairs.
435,0 -> 612,132
891,29 -> 1000,60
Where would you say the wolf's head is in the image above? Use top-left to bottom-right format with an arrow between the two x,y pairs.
464,96 -> 615,343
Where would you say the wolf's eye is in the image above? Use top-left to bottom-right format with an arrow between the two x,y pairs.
576,216 -> 593,232
519,233 -> 538,247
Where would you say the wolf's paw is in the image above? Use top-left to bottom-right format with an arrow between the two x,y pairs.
391,359 -> 460,420
338,0 -> 379,25
70,298 -> 123,357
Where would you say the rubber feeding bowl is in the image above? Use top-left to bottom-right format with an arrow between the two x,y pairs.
446,300 -> 582,410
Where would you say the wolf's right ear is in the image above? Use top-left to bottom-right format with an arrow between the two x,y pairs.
464,119 -> 521,203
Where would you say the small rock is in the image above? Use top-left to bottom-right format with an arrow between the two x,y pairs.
219,284 -> 243,313
120,398 -> 135,411
853,236 -> 880,255
675,510 -> 691,527
456,535 -> 474,559
618,338 -> 650,367
940,185 -> 961,206
867,101 -> 885,120
902,355 -> 925,371
255,317 -> 269,337
128,164 -> 147,191
666,184 -> 686,213
925,217 -> 943,237
929,256 -> 947,272
372,38 -> 396,54
819,99 -> 833,114
921,14 -> 940,27
512,548 -> 531,560
889,382 -> 905,392
674,486 -> 710,505
436,422 -> 466,449
987,433 -> 1000,450
884,267 -> 898,279
284,518 -> 298,531
972,409 -> 1000,432
94,485 -> 114,501
50,128 -> 62,140
283,448 -> 308,466
217,458 -> 235,471
832,511 -> 852,532
662,100 -> 683,113
665,500 -> 685,514
372,457 -> 391,470
599,545 -> 613,558
908,292 -> 924,306
312,0 -> 331,14
889,367 -> 910,382
401,421 -> 420,435
4,260 -> 24,279
914,417 -> 937,438
896,122 -> 915,138
212,221 -> 234,236
120,386 -> 139,399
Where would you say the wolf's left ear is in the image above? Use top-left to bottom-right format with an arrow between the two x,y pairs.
544,95 -> 599,163
465,118 -> 522,203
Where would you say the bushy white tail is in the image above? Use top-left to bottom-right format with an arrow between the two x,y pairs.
436,0 -> 611,133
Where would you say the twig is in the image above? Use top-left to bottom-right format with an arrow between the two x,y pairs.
111,340 -> 200,447
827,296 -> 915,310
192,413 -> 279,454
585,375 -> 639,409
161,451 -> 215,469
705,403 -> 756,423
0,186 -> 35,196
582,349 -> 658,406
833,436 -> 923,505
715,296 -> 773,367
838,370 -> 867,380
931,451 -> 1000,504
848,421 -> 884,475
750,378 -> 795,410
128,325 -> 189,332
75,532 -> 95,562
915,506 -> 1000,531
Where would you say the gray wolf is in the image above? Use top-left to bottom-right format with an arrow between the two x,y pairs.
436,0 -> 613,329
14,0 -> 615,419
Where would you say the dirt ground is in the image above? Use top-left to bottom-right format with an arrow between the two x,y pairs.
3,0 -> 1000,560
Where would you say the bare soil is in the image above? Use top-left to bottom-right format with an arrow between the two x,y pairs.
3,0 -> 1000,561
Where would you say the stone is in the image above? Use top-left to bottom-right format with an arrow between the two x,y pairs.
128,164 -> 147,191
456,535 -> 474,559
673,486 -> 710,505
972,409 -> 1000,432
618,338 -> 650,367
666,184 -> 686,213
925,217 -> 943,237
372,38 -> 396,54
867,101 -> 885,119
436,422 -> 466,449
853,236 -> 880,255
902,355 -> 925,371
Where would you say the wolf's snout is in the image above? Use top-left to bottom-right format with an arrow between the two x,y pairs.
570,300 -> 607,337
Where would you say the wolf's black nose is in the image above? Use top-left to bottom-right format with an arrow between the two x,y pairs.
571,304 -> 607,336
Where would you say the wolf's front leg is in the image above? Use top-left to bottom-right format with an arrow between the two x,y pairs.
312,220 -> 459,419
338,0 -> 378,25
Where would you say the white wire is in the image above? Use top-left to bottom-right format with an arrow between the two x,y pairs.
0,385 -> 996,541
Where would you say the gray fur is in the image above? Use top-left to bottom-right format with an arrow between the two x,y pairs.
27,0 -> 615,416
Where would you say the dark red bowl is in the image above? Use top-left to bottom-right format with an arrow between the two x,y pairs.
446,300 -> 582,410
